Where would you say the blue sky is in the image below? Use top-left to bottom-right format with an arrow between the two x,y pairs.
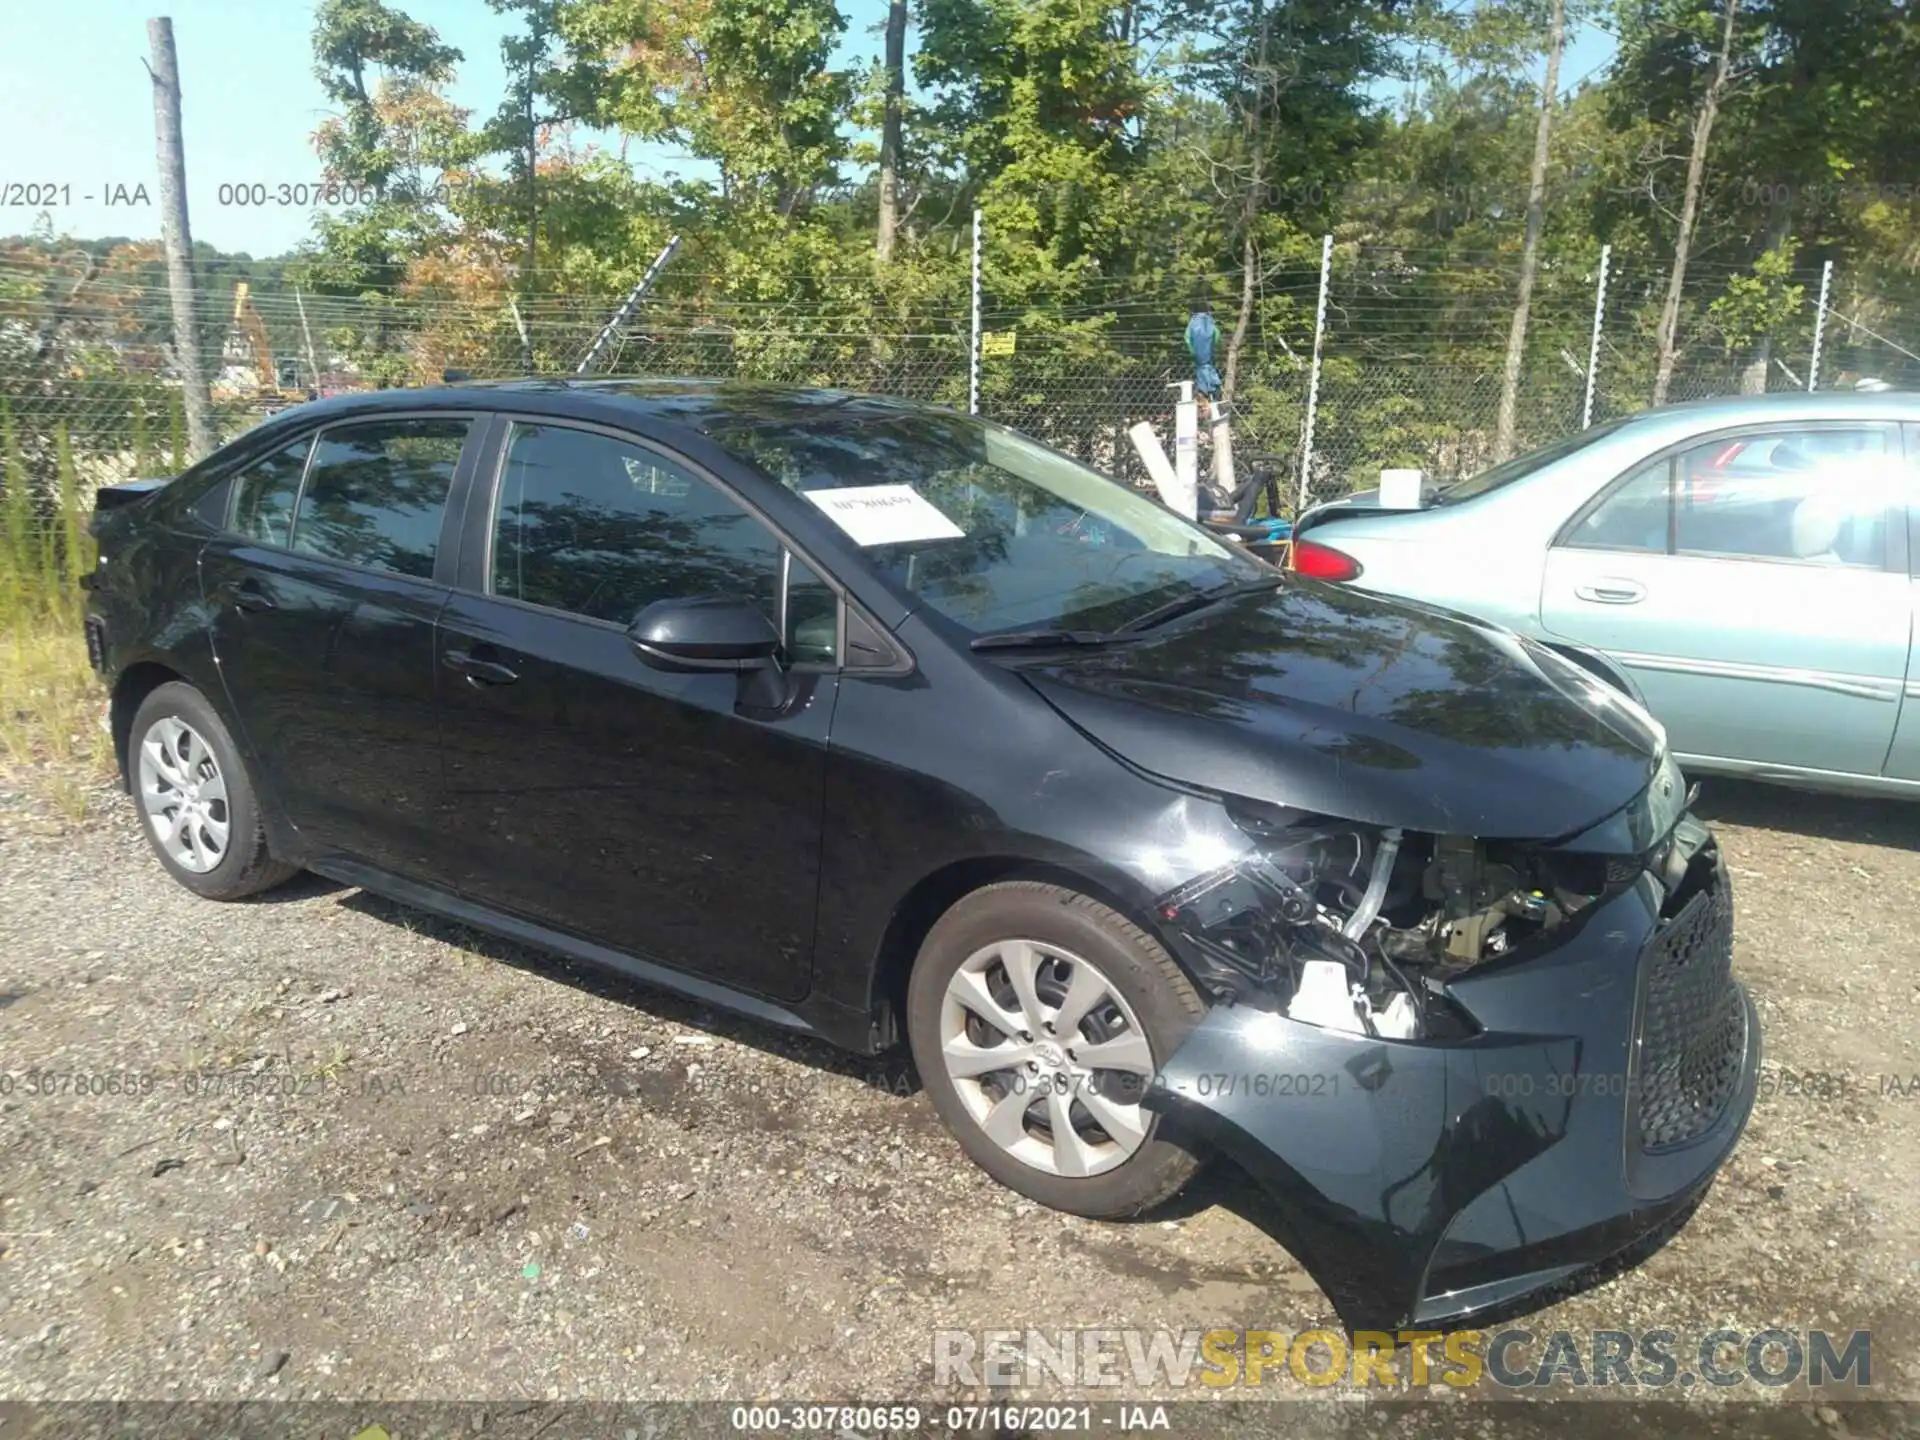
3,0 -> 1613,258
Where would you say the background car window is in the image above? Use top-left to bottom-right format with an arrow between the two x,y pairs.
493,423 -> 833,659
1571,427 -> 1896,566
227,437 -> 314,548
290,418 -> 469,578
1673,429 -> 1892,565
1571,459 -> 1671,552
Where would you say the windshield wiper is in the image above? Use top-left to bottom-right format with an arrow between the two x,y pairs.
1113,577 -> 1283,636
969,628 -> 1124,652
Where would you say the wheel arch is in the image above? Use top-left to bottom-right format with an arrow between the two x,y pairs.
863,854 -> 1197,1050
110,661 -> 189,789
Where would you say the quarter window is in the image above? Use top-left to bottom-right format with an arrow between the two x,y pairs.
290,418 -> 470,578
490,422 -> 835,661
227,437 -> 315,548
1569,426 -> 1898,567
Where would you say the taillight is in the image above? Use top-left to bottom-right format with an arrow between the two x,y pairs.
1289,538 -> 1363,581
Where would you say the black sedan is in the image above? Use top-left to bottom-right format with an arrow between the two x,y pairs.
84,381 -> 1758,1329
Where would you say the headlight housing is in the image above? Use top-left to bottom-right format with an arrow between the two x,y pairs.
1156,804 -> 1622,1041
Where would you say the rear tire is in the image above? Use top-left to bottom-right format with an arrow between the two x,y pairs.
128,682 -> 297,901
907,881 -> 1208,1218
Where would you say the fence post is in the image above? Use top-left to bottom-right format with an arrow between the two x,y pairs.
968,207 -> 983,416
1582,243 -> 1611,428
1808,259 -> 1835,391
577,235 -> 681,375
1297,234 -> 1333,513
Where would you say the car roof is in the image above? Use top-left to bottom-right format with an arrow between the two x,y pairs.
275,378 -> 953,436
1612,390 -> 1920,428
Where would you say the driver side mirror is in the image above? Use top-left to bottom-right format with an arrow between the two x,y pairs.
628,596 -> 782,673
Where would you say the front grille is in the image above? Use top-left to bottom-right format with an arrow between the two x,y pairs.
1635,857 -> 1745,1151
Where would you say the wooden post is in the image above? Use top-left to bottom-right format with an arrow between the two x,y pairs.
146,17 -> 214,462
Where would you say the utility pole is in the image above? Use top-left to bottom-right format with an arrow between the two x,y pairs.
875,0 -> 907,262
146,16 -> 213,461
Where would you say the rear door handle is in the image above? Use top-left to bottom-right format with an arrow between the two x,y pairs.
1574,578 -> 1646,605
442,648 -> 520,686
232,581 -> 276,613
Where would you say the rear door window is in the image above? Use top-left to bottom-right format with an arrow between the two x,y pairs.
291,418 -> 471,578
227,437 -> 315,548
1566,424 -> 1900,567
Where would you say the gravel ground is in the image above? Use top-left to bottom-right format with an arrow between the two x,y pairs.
1,775 -> 1917,1427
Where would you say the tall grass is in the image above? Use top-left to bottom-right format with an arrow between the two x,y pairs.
1,402 -> 113,820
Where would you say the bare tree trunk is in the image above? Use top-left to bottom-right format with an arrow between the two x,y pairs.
1739,193 -> 1793,394
1653,0 -> 1741,407
146,17 -> 213,463
1223,222 -> 1257,407
876,0 -> 907,262
1221,0 -> 1268,407
1493,0 -> 1565,463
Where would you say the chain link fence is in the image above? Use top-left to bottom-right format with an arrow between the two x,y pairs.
3,238 -> 1915,574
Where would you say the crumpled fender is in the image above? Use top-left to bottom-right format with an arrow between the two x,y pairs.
1145,1003 -> 1583,1330
1142,873 -> 1754,1331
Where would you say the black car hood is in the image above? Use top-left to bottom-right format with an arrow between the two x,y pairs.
1018,580 -> 1663,839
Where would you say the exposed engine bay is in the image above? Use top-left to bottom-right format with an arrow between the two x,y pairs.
1157,816 -> 1619,1041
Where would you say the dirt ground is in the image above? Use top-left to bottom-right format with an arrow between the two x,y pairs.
1,773 -> 1917,1429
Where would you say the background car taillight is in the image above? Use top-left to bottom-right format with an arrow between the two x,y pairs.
1289,538 -> 1363,581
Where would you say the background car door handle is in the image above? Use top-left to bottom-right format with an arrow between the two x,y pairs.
442,648 -> 520,685
1574,579 -> 1646,605
232,582 -> 276,613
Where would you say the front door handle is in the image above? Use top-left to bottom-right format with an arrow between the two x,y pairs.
1574,578 -> 1647,605
443,648 -> 520,686
232,581 -> 276,613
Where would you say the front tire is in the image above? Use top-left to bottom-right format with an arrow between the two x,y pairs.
907,881 -> 1208,1218
128,682 -> 297,901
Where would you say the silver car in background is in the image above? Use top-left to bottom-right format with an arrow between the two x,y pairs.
1295,392 -> 1919,798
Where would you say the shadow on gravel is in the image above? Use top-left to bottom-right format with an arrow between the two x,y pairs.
244,870 -> 348,904
1691,776 -> 1920,851
331,885 -> 926,1096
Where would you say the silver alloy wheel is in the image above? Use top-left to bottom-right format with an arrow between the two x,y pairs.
939,939 -> 1157,1178
136,715 -> 230,874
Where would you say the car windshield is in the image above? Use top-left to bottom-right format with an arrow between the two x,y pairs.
705,407 -> 1269,636
1440,416 -> 1632,502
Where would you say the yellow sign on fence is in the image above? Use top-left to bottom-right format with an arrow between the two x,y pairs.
980,330 -> 1017,357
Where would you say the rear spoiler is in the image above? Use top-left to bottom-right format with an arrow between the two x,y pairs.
89,478 -> 171,533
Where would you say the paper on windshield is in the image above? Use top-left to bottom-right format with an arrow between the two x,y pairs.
804,484 -> 966,546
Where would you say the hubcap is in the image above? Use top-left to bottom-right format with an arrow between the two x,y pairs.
939,939 -> 1156,1178
136,716 -> 230,874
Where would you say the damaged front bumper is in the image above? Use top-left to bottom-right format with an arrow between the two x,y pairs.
1143,834 -> 1759,1332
